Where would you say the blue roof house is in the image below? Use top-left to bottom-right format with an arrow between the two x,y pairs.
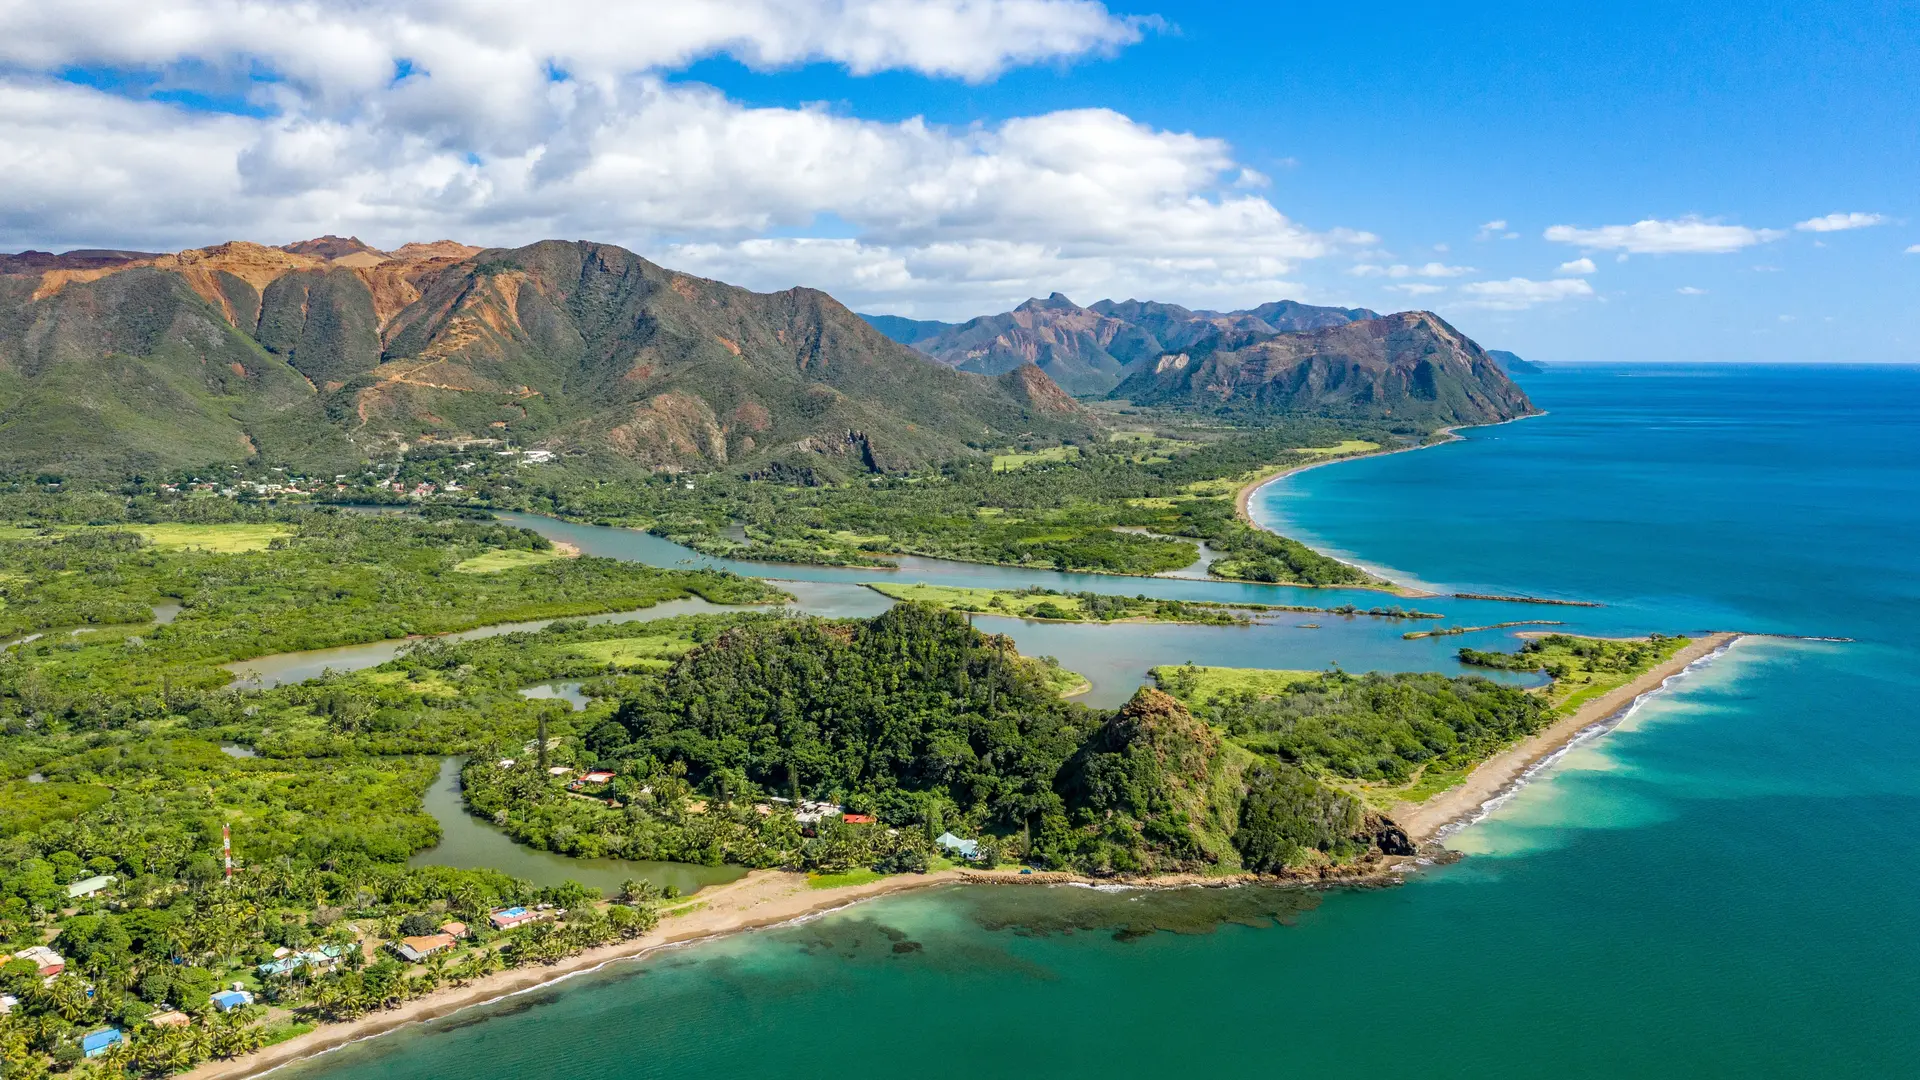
935,832 -> 979,860
81,1028 -> 123,1057
210,989 -> 254,1011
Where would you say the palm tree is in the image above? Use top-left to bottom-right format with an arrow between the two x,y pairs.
42,976 -> 89,1023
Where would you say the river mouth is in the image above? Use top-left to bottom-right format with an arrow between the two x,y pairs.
410,758 -> 746,896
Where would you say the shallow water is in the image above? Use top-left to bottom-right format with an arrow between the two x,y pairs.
407,758 -> 745,896
517,681 -> 589,711
222,597 -> 744,688
291,364 -> 1920,1078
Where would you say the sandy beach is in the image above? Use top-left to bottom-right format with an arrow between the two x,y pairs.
179,869 -> 971,1080
1393,631 -> 1741,840
180,854 -> 1415,1080
1232,430 -> 1462,525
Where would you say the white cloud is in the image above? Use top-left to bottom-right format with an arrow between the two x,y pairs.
1544,216 -> 1784,254
1794,212 -> 1885,232
0,1 -> 1144,91
1384,283 -> 1445,296
1905,244 -> 1920,254
1475,219 -> 1510,241
1557,257 -> 1596,274
1676,286 -> 1706,295
1455,277 -> 1594,310
666,236 -> 1315,316
0,3 -> 1396,318
1348,261 -> 1473,278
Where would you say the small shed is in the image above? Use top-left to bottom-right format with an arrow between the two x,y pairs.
935,832 -> 980,860
210,990 -> 253,1012
81,1029 -> 123,1058
582,770 -> 615,784
149,1011 -> 191,1028
66,875 -> 115,899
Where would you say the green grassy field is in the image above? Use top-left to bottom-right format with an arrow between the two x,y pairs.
453,547 -> 569,573
992,444 -> 1081,471
1297,439 -> 1381,457
863,582 -> 1246,625
567,632 -> 701,669
1151,664 -> 1320,702
1530,634 -> 1691,715
807,868 -> 888,889
128,522 -> 293,552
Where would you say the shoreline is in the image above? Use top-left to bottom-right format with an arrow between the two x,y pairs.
1392,631 -> 1741,840
1228,431 -> 1465,597
177,860 -> 1408,1080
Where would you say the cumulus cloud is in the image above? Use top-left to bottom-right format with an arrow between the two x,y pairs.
0,0 -> 1145,90
0,2 -> 1402,317
1476,219 -> 1518,241
666,236 -> 1318,315
1544,216 -> 1784,254
1347,262 -> 1473,278
1557,257 -> 1596,274
1676,286 -> 1706,295
1794,212 -> 1886,232
1905,244 -> 1920,254
1455,277 -> 1593,310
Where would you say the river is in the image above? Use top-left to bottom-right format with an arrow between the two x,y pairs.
409,758 -> 745,896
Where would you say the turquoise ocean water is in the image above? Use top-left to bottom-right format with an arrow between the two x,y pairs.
292,364 -> 1920,1079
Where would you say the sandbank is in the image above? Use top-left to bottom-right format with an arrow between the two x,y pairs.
1393,631 -> 1740,840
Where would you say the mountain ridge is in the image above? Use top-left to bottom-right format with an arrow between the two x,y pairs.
0,239 -> 1090,478
1113,310 -> 1534,426
865,293 -> 1381,396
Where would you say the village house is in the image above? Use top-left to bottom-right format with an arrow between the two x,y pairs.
393,934 -> 457,963
936,832 -> 980,860
149,1011 -> 190,1029
65,875 -> 115,899
488,906 -> 547,931
210,989 -> 254,1012
256,943 -> 348,978
13,946 -> 64,977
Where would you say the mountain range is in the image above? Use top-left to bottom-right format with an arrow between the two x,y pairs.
864,294 -> 1380,396
0,239 -> 1090,478
861,293 -> 1533,426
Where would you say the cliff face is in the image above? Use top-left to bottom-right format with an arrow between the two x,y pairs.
0,239 -> 1088,476
1112,311 -> 1535,427
900,294 -> 1378,396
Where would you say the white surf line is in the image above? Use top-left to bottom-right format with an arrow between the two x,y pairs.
1432,635 -> 1745,843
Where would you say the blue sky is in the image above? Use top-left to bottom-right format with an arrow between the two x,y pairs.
1,1 -> 1913,361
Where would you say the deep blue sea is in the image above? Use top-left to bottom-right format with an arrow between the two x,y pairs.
293,364 -> 1920,1079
